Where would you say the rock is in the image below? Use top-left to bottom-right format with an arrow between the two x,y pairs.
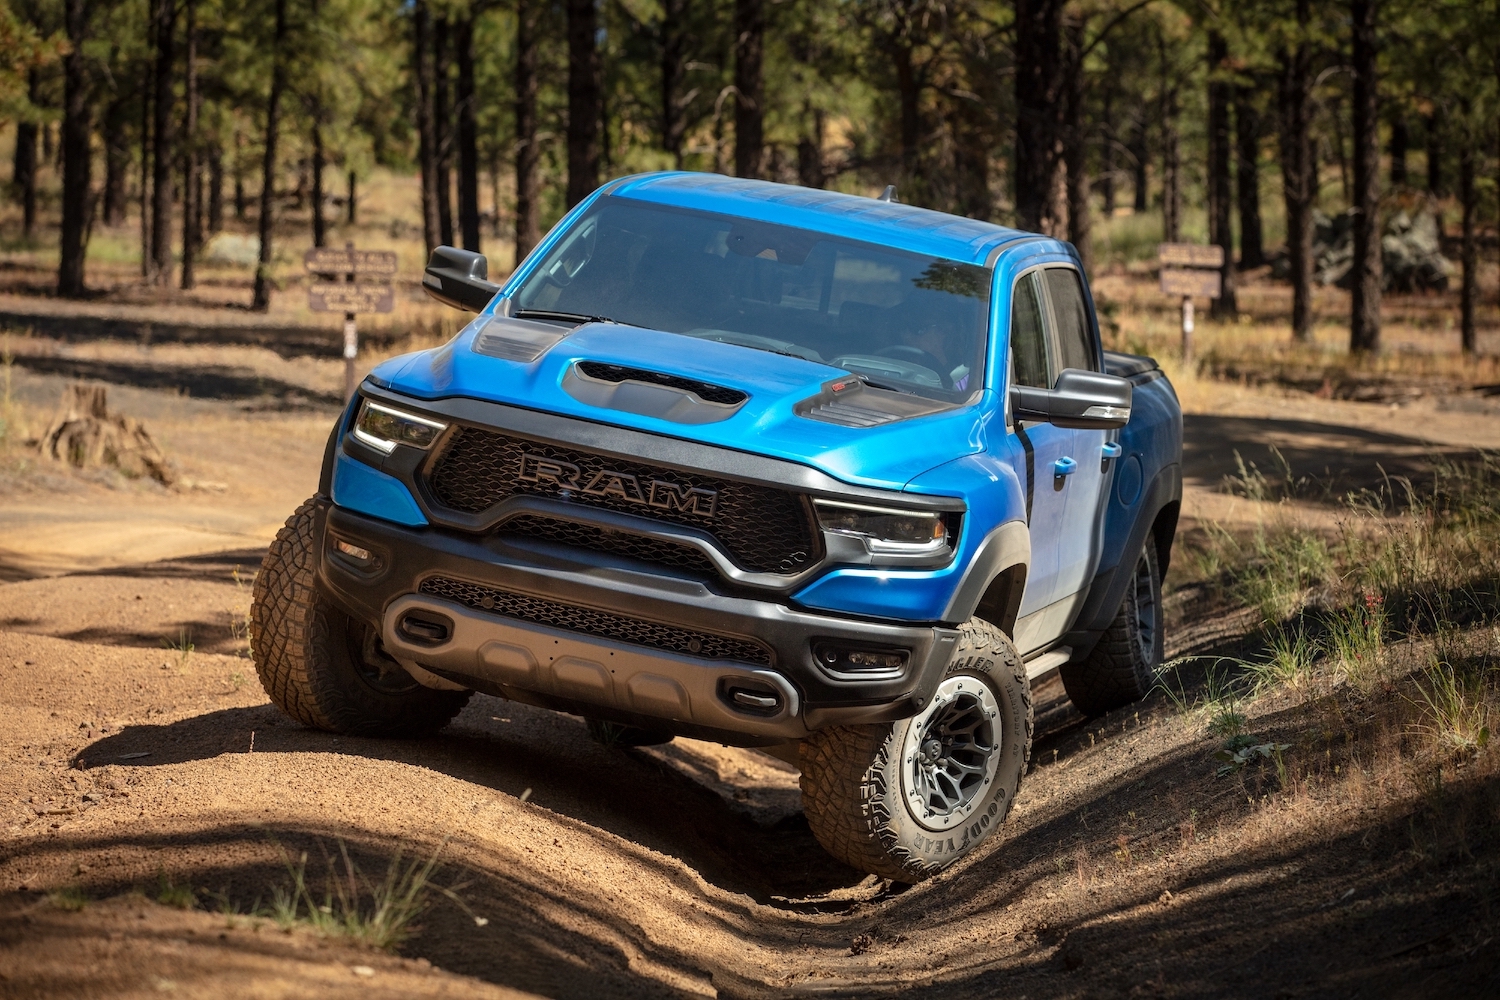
1279,208 -> 1453,292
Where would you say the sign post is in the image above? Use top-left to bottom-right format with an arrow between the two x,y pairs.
304,244 -> 398,400
1157,243 -> 1224,364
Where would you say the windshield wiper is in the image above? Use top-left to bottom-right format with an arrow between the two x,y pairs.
844,373 -> 914,394
514,308 -> 621,325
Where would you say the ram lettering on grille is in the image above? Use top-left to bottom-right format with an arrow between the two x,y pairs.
519,452 -> 717,517
427,428 -> 818,574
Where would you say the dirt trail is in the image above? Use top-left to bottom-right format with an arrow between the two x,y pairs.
3,359 -> 1498,997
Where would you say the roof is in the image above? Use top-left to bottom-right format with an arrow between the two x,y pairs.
606,172 -> 1035,266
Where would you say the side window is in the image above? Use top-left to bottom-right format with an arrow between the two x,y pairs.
1044,268 -> 1096,378
1010,272 -> 1049,389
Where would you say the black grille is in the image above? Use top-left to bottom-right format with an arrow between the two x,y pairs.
499,514 -> 718,575
427,429 -> 819,574
420,576 -> 771,665
576,362 -> 747,405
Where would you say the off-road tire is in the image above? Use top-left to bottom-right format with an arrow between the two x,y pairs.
250,498 -> 472,736
798,618 -> 1032,883
1060,534 -> 1164,718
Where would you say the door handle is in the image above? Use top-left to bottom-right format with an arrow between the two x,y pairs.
1054,457 -> 1077,477
1102,442 -> 1123,460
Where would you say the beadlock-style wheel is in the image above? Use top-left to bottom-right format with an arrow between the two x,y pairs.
900,675 -> 1001,832
799,618 -> 1033,883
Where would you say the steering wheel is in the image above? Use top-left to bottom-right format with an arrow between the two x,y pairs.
876,345 -> 952,388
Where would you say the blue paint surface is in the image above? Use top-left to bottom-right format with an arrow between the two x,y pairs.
330,452 -> 428,527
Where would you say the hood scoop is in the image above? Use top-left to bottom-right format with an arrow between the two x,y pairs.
796,377 -> 956,427
563,361 -> 749,424
472,315 -> 574,363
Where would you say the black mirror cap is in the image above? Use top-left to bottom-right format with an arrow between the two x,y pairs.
422,245 -> 502,312
1011,368 -> 1132,429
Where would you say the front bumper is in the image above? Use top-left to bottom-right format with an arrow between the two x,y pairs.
316,502 -> 961,744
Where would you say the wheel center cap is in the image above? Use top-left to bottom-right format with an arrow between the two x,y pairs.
919,738 -> 943,765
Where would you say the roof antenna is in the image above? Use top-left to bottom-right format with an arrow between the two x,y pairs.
877,185 -> 897,203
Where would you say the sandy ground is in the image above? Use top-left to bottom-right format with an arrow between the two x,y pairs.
2,341 -> 1499,998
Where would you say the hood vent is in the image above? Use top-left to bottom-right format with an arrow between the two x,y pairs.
576,362 -> 748,405
562,362 -> 750,424
796,377 -> 956,428
471,316 -> 573,363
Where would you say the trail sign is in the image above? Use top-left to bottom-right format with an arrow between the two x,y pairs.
1159,267 -> 1223,299
308,282 -> 394,314
306,243 -> 397,401
303,247 -> 398,276
1157,242 -> 1225,363
1157,243 -> 1225,269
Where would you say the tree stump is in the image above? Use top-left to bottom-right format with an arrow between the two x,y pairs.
37,383 -> 174,485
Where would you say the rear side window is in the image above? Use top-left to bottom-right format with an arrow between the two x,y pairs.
1045,268 -> 1096,376
1010,273 -> 1049,389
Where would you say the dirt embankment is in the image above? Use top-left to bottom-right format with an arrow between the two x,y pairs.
2,345 -> 1499,998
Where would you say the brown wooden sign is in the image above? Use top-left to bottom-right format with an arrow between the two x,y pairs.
1157,243 -> 1225,269
303,247 -> 399,276
1160,267 -> 1223,299
308,282 -> 394,314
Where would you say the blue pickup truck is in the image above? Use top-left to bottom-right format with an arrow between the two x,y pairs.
251,173 -> 1182,883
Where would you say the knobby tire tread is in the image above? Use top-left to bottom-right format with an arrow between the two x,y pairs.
799,618 -> 1032,883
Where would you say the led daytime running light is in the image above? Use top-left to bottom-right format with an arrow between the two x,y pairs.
353,400 -> 449,454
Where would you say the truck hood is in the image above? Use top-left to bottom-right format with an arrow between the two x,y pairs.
369,318 -> 992,493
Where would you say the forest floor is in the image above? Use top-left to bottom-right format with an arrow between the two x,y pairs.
1,269 -> 1499,998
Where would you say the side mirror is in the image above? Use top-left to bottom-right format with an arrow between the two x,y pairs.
1011,368 -> 1132,429
422,245 -> 502,312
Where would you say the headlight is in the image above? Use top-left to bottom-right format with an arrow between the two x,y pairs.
352,400 -> 449,454
815,499 -> 950,554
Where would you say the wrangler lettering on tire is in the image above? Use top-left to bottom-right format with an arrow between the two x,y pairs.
798,618 -> 1033,883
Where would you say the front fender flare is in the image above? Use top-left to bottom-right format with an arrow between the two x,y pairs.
940,520 -> 1030,629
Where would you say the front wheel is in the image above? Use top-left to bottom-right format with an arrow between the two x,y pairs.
250,498 -> 472,737
798,619 -> 1033,883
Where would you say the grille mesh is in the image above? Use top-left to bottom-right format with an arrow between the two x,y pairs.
427,428 -> 818,574
419,576 -> 771,665
500,514 -> 718,575
576,361 -> 748,405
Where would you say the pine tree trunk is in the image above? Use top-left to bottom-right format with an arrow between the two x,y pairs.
661,0 -> 686,168
1235,84 -> 1264,269
233,131 -> 245,221
346,170 -> 356,225
1278,0 -> 1315,342
797,105 -> 826,190
207,146 -> 223,233
1014,0 -> 1063,233
413,1 -> 441,254
180,0 -> 199,290
456,13 -> 481,251
251,0 -> 288,312
1063,15 -> 1091,274
57,0 -> 92,299
1349,0 -> 1381,354
514,0 -> 540,261
150,0 -> 176,285
1425,113 -> 1442,195
1100,87 -> 1116,217
1131,114 -> 1148,213
1459,139 -> 1476,354
566,0 -> 602,206
434,17 -> 454,246
1207,32 -> 1236,318
733,0 -> 764,180
1389,114 -> 1407,186
13,70 -> 39,239
102,88 -> 129,227
311,123 -> 326,247
139,63 -> 151,276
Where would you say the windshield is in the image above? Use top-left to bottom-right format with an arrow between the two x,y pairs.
511,197 -> 992,401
